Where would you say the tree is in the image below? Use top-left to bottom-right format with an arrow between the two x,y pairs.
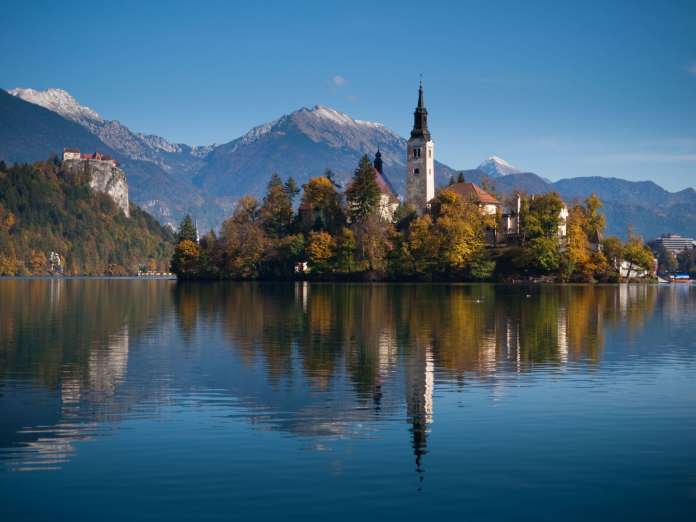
261,173 -> 294,237
285,177 -> 300,201
583,194 -> 605,246
457,172 -> 465,183
170,239 -> 200,278
345,155 -> 380,223
563,205 -> 591,281
262,233 -> 305,278
521,193 -> 564,240
602,236 -> 624,270
28,250 -> 48,275
177,214 -> 198,243
677,248 -> 696,277
307,231 -> 335,273
333,228 -> 356,272
623,234 -> 654,279
299,177 -> 345,234
407,214 -> 438,276
0,254 -> 17,275
219,196 -> 268,279
352,214 -> 390,271
516,193 -> 564,273
654,243 -> 678,274
431,190 -> 486,272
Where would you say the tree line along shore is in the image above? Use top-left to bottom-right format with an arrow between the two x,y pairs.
170,155 -> 658,283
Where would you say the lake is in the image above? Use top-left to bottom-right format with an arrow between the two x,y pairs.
1,280 -> 694,520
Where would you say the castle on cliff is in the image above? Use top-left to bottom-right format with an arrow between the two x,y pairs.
62,148 -> 129,217
63,148 -> 119,166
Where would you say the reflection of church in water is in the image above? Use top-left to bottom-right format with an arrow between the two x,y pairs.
405,342 -> 434,479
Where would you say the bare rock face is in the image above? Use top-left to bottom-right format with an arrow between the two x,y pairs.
63,159 -> 130,217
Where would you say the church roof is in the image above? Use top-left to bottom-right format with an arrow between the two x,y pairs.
444,182 -> 501,205
374,167 -> 399,201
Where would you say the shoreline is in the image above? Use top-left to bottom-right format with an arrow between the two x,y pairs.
1,276 -> 688,286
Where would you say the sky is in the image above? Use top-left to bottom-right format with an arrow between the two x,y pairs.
2,0 -> 695,190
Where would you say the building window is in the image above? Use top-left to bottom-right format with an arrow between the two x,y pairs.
413,148 -> 421,159
414,168 -> 420,175
429,149 -> 432,158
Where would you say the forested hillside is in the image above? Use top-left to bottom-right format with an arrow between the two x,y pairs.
0,159 -> 174,275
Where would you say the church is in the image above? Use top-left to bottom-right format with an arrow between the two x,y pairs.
406,81 -> 436,211
370,81 -> 537,235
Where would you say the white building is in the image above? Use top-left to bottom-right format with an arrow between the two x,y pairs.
62,148 -> 81,161
405,81 -> 435,212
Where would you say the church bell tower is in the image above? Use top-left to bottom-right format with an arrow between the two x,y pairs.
406,81 -> 434,211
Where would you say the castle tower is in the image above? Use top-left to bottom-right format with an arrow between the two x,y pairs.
406,81 -> 434,211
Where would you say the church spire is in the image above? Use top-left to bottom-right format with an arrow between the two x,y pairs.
411,80 -> 431,141
373,147 -> 383,174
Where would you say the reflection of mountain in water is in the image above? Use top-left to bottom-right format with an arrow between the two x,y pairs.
1,280 -> 692,473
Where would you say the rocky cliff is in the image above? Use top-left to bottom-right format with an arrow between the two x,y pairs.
63,159 -> 130,217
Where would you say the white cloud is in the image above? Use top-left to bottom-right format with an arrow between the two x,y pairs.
687,62 -> 696,76
332,75 -> 347,87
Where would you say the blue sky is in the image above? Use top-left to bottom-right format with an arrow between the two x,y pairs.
2,0 -> 695,190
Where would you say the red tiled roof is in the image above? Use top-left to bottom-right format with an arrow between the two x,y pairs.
374,167 -> 398,199
63,148 -> 80,153
444,182 -> 501,205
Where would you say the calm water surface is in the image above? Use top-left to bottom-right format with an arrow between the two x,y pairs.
0,280 -> 695,520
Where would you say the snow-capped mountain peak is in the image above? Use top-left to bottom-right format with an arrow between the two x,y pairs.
9,87 -> 102,124
477,156 -> 521,177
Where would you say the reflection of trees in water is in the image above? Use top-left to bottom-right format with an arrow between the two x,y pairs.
170,282 -> 666,480
0,281 -> 675,473
170,282 -> 666,395
0,279 -> 172,389
0,279 -> 174,471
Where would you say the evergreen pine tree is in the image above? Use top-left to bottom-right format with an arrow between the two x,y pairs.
261,173 -> 294,237
177,215 -> 198,243
346,155 -> 380,222
285,177 -> 300,201
457,172 -> 465,183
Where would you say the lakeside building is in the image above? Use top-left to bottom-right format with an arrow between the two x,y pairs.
652,234 -> 696,254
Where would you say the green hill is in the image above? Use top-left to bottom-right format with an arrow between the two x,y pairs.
0,159 -> 174,275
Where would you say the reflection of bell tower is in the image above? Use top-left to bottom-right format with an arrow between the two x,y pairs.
405,343 -> 434,481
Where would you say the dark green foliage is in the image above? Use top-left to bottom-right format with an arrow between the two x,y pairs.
0,160 -> 174,275
653,243 -> 678,274
677,248 -> 696,277
261,174 -> 295,237
177,215 -> 198,242
345,155 -> 380,223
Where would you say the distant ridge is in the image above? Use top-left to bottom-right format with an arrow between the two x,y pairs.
2,87 -> 694,238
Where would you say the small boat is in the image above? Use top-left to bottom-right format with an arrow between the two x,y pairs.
669,273 -> 692,284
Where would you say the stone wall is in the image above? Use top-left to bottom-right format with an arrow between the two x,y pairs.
63,159 -> 130,217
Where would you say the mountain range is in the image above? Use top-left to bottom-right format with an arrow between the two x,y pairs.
2,87 -> 695,239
